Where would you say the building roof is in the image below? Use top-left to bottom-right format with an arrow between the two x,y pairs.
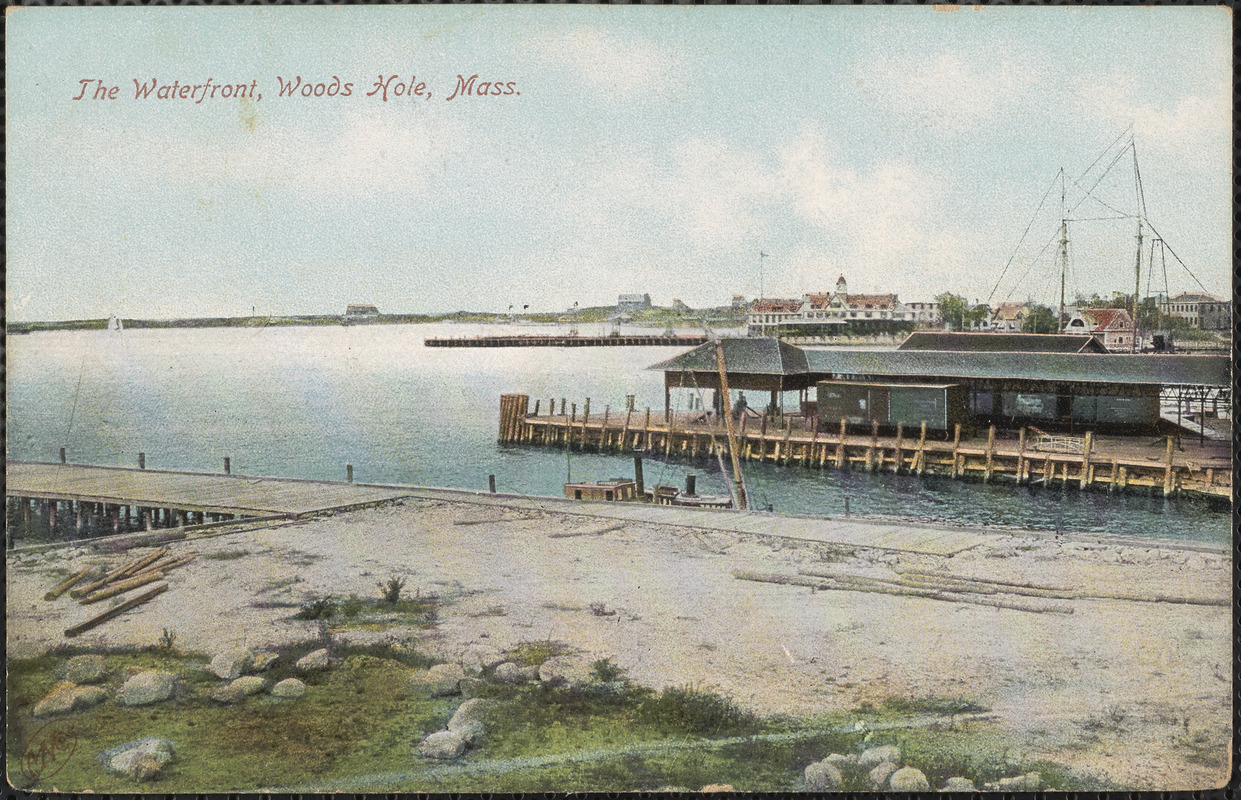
803,348 -> 1228,387
1165,292 -> 1222,303
751,298 -> 802,313
991,302 -> 1026,321
898,331 -> 1109,354
650,337 -> 1229,387
1078,308 -> 1133,331
846,293 -> 897,310
648,338 -> 809,376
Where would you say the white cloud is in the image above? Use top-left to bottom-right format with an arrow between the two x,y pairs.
1078,79 -> 1231,165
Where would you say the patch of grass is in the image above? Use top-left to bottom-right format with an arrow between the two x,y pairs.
637,685 -> 759,737
507,640 -> 572,668
294,596 -> 337,620
590,657 -> 626,683
201,549 -> 252,561
377,576 -> 406,605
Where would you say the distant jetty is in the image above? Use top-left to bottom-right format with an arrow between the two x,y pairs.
424,333 -> 710,348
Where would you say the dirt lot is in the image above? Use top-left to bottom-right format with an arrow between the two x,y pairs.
7,497 -> 1231,789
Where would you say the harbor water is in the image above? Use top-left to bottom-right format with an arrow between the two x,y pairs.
5,323 -> 1229,544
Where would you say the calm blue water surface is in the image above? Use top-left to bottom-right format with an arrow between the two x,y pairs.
5,323 -> 1229,544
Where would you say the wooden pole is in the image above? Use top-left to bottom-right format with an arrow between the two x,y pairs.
983,425 -> 995,482
45,567 -> 93,601
1162,436 -> 1175,496
1079,432 -> 1093,489
866,420 -> 879,472
836,418 -> 847,468
644,408 -> 652,450
621,407 -> 633,452
951,424 -> 962,478
713,341 -> 748,510
1016,427 -> 1027,485
80,570 -> 167,605
65,583 -> 168,638
916,421 -> 928,476
892,423 -> 904,474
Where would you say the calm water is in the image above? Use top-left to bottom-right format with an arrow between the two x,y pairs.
5,323 -> 1230,544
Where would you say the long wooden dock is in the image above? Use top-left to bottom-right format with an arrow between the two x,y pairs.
499,394 -> 1232,500
6,462 -> 414,540
425,334 -> 709,348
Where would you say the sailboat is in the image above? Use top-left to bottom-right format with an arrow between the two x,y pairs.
107,315 -> 123,333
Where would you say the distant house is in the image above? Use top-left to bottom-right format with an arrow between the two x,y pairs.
345,303 -> 380,319
746,275 -> 916,336
731,294 -> 748,310
1063,308 -> 1135,351
617,293 -> 652,312
988,302 -> 1027,333
1161,292 -> 1229,330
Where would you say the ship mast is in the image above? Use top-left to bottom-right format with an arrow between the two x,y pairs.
1058,169 -> 1068,328
1131,142 -> 1147,353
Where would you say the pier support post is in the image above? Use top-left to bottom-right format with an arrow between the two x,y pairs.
1016,427 -> 1027,485
867,420 -> 879,472
1080,432 -> 1093,489
60,447 -> 67,464
634,457 -> 644,496
488,474 -> 496,494
951,424 -> 962,479
685,474 -> 696,496
1109,458 -> 1118,493
75,501 -> 84,531
643,408 -> 652,450
836,418 -> 847,469
138,452 -> 146,470
143,508 -> 152,531
1162,436 -> 1175,497
983,425 -> 995,482
916,421 -> 928,476
224,456 -> 231,475
892,423 -> 904,474
47,500 -> 57,531
346,464 -> 354,484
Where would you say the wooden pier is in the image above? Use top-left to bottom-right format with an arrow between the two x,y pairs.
498,394 -> 1232,500
5,462 -> 414,543
425,334 -> 709,348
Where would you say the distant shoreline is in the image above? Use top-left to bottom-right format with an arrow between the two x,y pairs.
6,307 -> 746,334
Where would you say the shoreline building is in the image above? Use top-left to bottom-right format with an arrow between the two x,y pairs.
1160,292 -> 1230,331
746,275 -> 940,337
1063,308 -> 1135,352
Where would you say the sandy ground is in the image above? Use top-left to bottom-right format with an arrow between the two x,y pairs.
7,497 -> 1232,790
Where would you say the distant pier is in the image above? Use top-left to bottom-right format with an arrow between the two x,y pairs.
425,333 -> 710,348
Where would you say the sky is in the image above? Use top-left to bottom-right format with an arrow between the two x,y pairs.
6,6 -> 1232,321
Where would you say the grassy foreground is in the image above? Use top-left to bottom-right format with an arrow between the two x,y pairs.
7,639 -> 1109,793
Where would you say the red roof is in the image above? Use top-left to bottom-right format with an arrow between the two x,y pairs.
1080,308 -> 1133,332
846,293 -> 897,310
752,298 -> 802,313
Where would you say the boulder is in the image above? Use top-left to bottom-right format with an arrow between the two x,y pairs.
460,644 -> 505,676
408,663 -> 465,697
868,761 -> 898,790
537,655 -> 592,686
453,720 -> 485,747
295,649 -> 331,673
116,671 -> 181,706
994,772 -> 1041,791
888,766 -> 931,792
271,678 -> 307,699
209,676 -> 267,704
803,760 -> 843,792
63,654 -> 107,684
418,730 -> 467,760
858,744 -> 902,769
249,652 -> 279,672
448,698 -> 491,732
97,738 -> 175,781
33,682 -> 107,717
824,752 -> 860,769
940,777 -> 978,792
492,661 -> 526,684
459,677 -> 488,698
209,649 -> 253,680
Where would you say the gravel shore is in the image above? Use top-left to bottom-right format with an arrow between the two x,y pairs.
7,495 -> 1231,789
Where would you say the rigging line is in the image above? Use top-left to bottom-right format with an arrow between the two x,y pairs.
1001,226 -> 1064,303
1068,143 -> 1132,216
1072,124 -> 1134,187
986,167 -> 1060,304
1065,215 -> 1135,222
1143,220 -> 1212,294
1133,141 -> 1149,219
